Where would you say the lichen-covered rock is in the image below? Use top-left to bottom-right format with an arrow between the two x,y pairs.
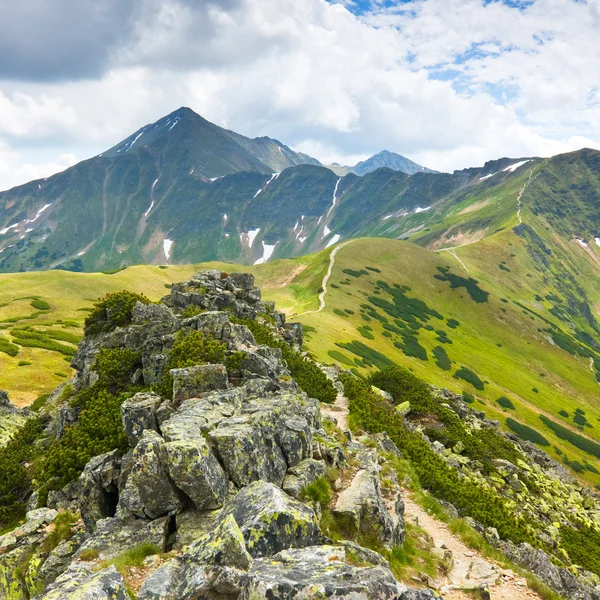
217,481 -> 323,557
163,437 -> 229,510
75,517 -> 168,561
171,364 -> 229,405
334,469 -> 402,549
79,450 -> 121,532
0,390 -> 27,447
209,421 -> 288,488
118,430 -> 184,519
138,514 -> 251,600
282,459 -> 327,498
240,545 -> 408,599
120,391 -> 162,447
34,564 -> 129,599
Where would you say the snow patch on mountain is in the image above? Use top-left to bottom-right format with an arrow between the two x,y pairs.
254,241 -> 277,265
503,160 -> 530,173
415,206 -> 431,213
163,239 -> 173,261
325,234 -> 341,248
326,178 -> 341,218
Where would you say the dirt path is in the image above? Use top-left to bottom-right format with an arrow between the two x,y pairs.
403,495 -> 542,600
321,389 -> 349,430
295,240 -> 354,317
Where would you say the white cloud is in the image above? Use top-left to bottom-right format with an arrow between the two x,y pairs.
0,0 -> 599,189
0,142 -> 76,191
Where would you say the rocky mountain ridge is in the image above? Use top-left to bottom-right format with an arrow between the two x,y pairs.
0,271 -> 599,599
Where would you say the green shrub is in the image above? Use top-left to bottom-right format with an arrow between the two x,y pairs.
539,415 -> 600,459
0,418 -> 43,527
497,396 -> 515,410
30,393 -> 50,412
181,306 -> 205,318
506,418 -> 550,446
30,299 -> 51,311
561,524 -> 600,576
156,330 -> 227,400
84,291 -> 150,336
365,266 -> 381,273
17,360 -> 32,366
559,410 -> 569,418
0,338 -> 19,357
462,391 -> 475,404
333,308 -> 347,317
337,340 -> 393,371
432,346 -> 451,370
453,367 -> 485,390
327,350 -> 356,368
434,267 -> 489,303
11,330 -> 76,356
446,319 -> 460,329
301,477 -> 332,508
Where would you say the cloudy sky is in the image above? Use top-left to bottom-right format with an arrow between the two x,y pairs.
1,0 -> 599,191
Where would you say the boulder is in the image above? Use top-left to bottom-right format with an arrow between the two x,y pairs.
217,481 -> 323,557
240,545 -> 409,599
334,469 -> 403,549
282,459 -> 327,498
34,564 -> 129,600
208,421 -> 287,488
118,430 -> 184,519
120,391 -> 162,447
137,514 -> 252,600
171,364 -> 229,405
163,437 -> 229,510
75,516 -> 169,561
78,450 -> 121,533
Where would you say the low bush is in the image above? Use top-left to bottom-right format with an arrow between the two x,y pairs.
84,291 -> 150,336
30,299 -> 51,311
0,338 -> 19,357
432,346 -> 451,370
496,396 -> 515,410
506,418 -> 550,446
539,415 -> 600,459
301,477 -> 332,508
453,366 -> 485,390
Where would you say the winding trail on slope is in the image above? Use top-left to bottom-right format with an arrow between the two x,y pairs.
403,496 -> 543,600
295,240 -> 354,317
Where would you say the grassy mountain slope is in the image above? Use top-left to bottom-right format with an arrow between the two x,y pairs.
3,234 -> 600,487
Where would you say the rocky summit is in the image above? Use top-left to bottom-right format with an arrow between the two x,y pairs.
0,271 -> 434,599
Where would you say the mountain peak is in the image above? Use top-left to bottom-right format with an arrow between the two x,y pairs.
352,150 -> 436,176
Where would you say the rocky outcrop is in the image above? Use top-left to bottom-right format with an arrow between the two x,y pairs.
217,481 -> 323,557
241,545 -> 408,599
34,564 -> 129,600
0,390 -> 27,447
0,272 -> 443,599
334,450 -> 405,549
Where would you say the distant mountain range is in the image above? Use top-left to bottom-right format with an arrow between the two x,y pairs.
0,106 -> 597,275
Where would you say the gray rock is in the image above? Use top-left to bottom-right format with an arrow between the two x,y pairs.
79,450 -> 121,533
75,516 -> 168,561
163,436 -> 229,510
35,564 -> 129,600
171,364 -> 229,404
240,545 -> 408,599
218,481 -> 323,557
120,391 -> 162,447
209,421 -> 287,488
334,469 -> 402,549
282,459 -> 327,498
138,514 -> 252,600
118,430 -> 184,519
